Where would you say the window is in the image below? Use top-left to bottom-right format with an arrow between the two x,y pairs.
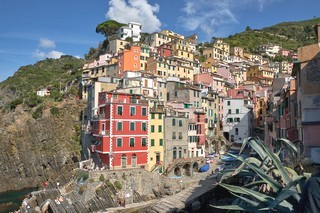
227,101 -> 230,106
158,114 -> 162,119
142,122 -> 147,131
117,138 -> 122,147
159,139 -> 163,146
130,122 -> 135,131
151,125 -> 155,133
174,91 -> 177,97
130,138 -> 135,147
228,109 -> 232,114
158,125 -> 162,132
172,119 -> 176,126
235,118 -> 240,122
151,139 -> 155,146
179,132 -> 182,139
236,109 -> 239,114
179,120 -> 183,127
172,132 -> 176,139
142,107 -> 147,116
117,106 -> 123,115
151,114 -> 155,119
235,128 -> 239,135
117,122 -> 122,131
142,138 -> 147,146
130,107 -> 136,115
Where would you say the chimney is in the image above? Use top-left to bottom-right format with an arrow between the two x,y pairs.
315,23 -> 320,47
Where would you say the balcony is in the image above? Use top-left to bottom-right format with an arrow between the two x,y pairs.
99,130 -> 110,136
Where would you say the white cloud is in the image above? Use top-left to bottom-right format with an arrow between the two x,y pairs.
180,0 -> 279,38
39,38 -> 56,49
33,49 -> 64,59
106,0 -> 161,33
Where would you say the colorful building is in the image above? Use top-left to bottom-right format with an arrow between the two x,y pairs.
295,24 -> 320,164
92,92 -> 149,169
118,45 -> 141,77
148,105 -> 165,172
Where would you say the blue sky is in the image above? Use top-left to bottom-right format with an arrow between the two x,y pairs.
0,0 -> 319,83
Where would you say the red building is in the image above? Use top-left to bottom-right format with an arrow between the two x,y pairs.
92,92 -> 149,169
157,43 -> 173,57
195,111 -> 206,146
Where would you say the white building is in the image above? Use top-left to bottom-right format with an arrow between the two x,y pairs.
118,22 -> 142,42
222,98 -> 254,143
258,44 -> 282,58
36,88 -> 50,97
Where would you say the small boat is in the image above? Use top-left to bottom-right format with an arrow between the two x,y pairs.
198,163 -> 210,172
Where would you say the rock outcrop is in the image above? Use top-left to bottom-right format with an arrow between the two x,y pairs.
0,99 -> 83,193
18,168 -> 185,213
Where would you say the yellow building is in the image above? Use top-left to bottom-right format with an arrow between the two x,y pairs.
247,65 -> 274,86
148,106 -> 165,173
203,39 -> 230,61
169,38 -> 194,61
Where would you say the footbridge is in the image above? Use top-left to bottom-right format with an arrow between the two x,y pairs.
165,157 -> 206,177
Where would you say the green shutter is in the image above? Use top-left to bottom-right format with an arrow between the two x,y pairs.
117,138 -> 122,147
130,138 -> 135,147
159,139 -> 163,146
142,138 -> 147,146
151,139 -> 155,146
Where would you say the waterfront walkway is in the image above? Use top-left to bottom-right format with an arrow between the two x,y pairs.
104,164 -> 217,213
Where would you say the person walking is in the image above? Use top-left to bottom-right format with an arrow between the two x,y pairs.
43,181 -> 47,192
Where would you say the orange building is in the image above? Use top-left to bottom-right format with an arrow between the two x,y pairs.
118,45 -> 141,77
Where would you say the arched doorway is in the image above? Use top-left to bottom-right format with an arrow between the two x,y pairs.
132,154 -> 137,167
193,162 -> 199,172
173,147 -> 177,159
179,147 -> 182,158
183,163 -> 191,176
174,166 -> 182,176
121,154 -> 127,168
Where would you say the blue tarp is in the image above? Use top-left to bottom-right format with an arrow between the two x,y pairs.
199,163 -> 210,172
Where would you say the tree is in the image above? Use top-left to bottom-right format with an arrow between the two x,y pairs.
95,20 -> 126,38
245,26 -> 252,32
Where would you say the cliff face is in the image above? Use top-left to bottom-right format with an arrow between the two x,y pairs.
0,99 -> 83,193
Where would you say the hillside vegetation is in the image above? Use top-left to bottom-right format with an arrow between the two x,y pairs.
0,55 -> 84,111
223,18 -> 320,52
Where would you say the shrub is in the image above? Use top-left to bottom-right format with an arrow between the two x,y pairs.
105,179 -> 112,187
79,185 -> 86,195
77,171 -> 89,182
114,181 -> 122,190
10,98 -> 23,110
32,105 -> 43,119
99,174 -> 105,182
25,93 -> 42,108
50,107 -> 60,116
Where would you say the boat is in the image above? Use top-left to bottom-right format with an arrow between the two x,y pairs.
198,163 -> 210,172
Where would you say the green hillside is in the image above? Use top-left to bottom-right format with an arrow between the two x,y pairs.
224,18 -> 320,53
0,55 -> 84,111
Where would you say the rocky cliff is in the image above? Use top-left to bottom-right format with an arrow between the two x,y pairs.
0,98 -> 83,193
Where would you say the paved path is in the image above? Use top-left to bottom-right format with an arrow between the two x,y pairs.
104,163 -> 218,213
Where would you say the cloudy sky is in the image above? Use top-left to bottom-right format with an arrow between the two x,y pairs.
0,0 -> 319,82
